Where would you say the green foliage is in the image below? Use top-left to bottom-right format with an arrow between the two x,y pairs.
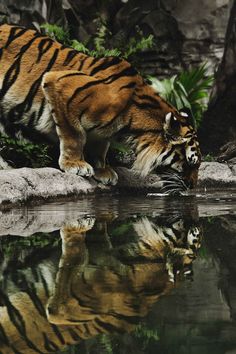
123,32 -> 154,59
91,20 -> 121,57
41,22 -> 154,60
150,64 -> 213,128
41,23 -> 71,45
0,134 -> 53,168
70,39 -> 90,54
204,153 -> 215,162
110,139 -> 131,154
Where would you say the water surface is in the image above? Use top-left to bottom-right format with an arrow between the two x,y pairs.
0,191 -> 236,354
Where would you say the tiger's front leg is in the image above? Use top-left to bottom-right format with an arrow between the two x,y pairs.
47,217 -> 95,323
42,73 -> 94,177
56,123 -> 94,177
86,139 -> 118,186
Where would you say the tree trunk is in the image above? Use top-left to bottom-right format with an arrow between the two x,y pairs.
199,0 -> 236,158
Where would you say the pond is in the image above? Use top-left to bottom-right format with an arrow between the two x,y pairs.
0,191 -> 236,354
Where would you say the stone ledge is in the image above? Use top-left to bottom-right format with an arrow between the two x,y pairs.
0,167 -> 95,207
198,161 -> 236,187
0,161 -> 235,208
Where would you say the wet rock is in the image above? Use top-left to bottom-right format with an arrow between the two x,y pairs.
198,161 -> 236,187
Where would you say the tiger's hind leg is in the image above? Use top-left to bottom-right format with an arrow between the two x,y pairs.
86,138 -> 118,186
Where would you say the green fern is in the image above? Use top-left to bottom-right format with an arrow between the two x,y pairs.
41,22 -> 154,60
124,33 -> 154,59
93,20 -> 110,54
70,39 -> 90,54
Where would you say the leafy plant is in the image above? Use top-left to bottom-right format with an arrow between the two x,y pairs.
123,31 -> 154,59
41,22 -> 154,60
204,153 -> 215,162
41,23 -> 71,45
0,134 -> 53,168
70,39 -> 90,54
150,64 -> 213,128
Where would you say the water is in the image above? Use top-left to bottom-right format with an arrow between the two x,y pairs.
0,191 -> 236,354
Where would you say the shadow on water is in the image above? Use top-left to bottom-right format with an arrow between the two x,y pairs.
0,193 -> 236,354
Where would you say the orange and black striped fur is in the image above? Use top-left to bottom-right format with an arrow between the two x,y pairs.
0,24 -> 201,186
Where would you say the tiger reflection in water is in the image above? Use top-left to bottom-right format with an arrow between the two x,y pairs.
0,216 -> 201,353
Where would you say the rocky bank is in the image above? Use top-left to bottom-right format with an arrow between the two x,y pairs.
0,161 -> 235,208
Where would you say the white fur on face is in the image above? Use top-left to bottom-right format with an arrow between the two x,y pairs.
132,145 -> 160,176
132,141 -> 184,177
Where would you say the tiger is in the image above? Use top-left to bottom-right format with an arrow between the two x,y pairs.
0,24 -> 201,188
0,215 -> 201,353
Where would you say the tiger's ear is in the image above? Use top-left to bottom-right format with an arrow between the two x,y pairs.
164,112 -> 180,135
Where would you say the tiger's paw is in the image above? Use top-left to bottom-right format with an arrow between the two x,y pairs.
63,217 -> 95,233
60,159 -> 94,177
94,167 -> 118,186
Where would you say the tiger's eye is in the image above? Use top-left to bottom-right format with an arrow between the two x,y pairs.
171,116 -> 180,132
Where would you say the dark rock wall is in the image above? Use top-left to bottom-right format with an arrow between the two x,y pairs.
0,0 -> 232,77
199,0 -> 236,155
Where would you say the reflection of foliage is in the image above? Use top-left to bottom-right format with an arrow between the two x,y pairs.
134,323 -> 160,348
198,245 -> 209,259
150,64 -> 213,128
60,347 -> 78,354
96,325 -> 160,353
0,134 -> 53,168
206,216 -> 217,224
59,323 -> 160,354
110,222 -> 133,237
0,232 -> 60,259
97,335 -> 113,354
41,22 -> 154,60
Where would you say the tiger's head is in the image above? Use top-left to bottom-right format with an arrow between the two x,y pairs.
121,80 -> 201,190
